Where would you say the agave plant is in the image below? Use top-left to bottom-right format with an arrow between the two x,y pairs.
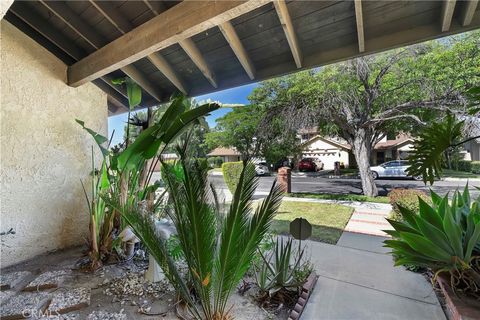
255,237 -> 305,297
384,186 -> 480,296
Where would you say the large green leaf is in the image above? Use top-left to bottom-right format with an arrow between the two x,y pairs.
443,207 -> 464,259
125,78 -> 142,109
117,99 -> 219,171
400,232 -> 452,261
75,119 -> 108,156
406,114 -> 463,184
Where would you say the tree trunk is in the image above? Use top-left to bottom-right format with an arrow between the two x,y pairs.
352,131 -> 378,197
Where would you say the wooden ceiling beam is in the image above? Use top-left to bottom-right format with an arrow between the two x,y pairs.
441,0 -> 457,31
461,0 -> 479,26
88,0 -> 163,101
179,38 -> 218,88
273,0 -> 302,68
354,0 -> 365,53
219,21 -> 255,80
68,0 -> 270,87
147,53 -> 188,94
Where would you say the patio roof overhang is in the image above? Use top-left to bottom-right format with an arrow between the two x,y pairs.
5,0 -> 480,115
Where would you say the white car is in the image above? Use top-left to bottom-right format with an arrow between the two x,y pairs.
370,160 -> 421,180
255,163 -> 269,176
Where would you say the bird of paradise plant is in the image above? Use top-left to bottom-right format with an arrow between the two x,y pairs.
77,77 -> 219,270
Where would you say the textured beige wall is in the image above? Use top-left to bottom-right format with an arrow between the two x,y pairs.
0,21 -> 107,267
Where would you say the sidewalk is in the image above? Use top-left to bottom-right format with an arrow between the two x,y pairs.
302,232 -> 445,320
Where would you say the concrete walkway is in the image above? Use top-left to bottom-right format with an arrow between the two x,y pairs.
301,232 -> 446,320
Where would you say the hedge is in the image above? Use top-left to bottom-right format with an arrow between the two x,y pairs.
222,161 -> 255,194
457,160 -> 472,172
388,189 -> 431,222
208,156 -> 224,168
472,161 -> 480,174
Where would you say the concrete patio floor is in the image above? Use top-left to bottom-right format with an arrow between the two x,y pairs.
302,232 -> 446,320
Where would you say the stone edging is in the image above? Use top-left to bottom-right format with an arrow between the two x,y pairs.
288,271 -> 318,320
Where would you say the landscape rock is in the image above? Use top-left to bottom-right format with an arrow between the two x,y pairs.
86,310 -> 127,320
0,290 -> 16,305
34,313 -> 79,320
0,292 -> 50,319
24,270 -> 70,291
103,271 -> 170,300
0,271 -> 32,290
47,287 -> 90,314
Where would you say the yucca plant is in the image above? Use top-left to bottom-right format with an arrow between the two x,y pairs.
384,187 -> 480,296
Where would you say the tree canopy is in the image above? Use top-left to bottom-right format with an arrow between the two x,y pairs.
249,31 -> 479,196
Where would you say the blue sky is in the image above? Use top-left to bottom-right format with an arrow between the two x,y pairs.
108,82 -> 258,146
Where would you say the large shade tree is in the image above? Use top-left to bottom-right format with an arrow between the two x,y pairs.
205,105 -> 300,163
250,32 -> 479,196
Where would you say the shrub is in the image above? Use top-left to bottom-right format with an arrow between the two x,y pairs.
388,189 -> 431,221
472,161 -> 480,174
222,161 -> 254,193
457,160 -> 472,172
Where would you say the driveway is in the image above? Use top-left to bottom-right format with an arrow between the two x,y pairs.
208,175 -> 479,198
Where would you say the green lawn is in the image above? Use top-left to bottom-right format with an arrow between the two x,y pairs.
287,193 -> 390,204
208,167 -> 223,173
268,201 -> 354,244
441,169 -> 480,179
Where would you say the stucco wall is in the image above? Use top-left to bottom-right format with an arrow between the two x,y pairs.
0,21 -> 107,267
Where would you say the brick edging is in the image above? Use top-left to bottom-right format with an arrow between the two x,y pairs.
437,274 -> 480,320
288,271 -> 318,320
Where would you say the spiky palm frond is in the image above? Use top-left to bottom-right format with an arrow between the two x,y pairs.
214,163 -> 283,315
162,158 -> 217,318
103,191 -> 202,318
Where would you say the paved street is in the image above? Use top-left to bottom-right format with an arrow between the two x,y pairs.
208,174 -> 479,198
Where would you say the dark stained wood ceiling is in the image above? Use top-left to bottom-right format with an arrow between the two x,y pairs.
4,1 -> 480,115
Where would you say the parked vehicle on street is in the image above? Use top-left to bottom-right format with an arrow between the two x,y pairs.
298,158 -> 323,172
255,163 -> 269,176
370,160 -> 422,180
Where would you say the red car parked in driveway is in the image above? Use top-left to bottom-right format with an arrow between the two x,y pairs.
298,158 -> 323,172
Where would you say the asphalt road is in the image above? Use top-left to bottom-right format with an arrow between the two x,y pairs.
208,174 -> 480,198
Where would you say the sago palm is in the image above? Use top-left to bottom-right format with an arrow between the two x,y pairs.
161,151 -> 283,319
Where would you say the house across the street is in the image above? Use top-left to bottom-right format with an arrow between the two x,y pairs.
207,147 -> 242,163
300,135 -> 415,170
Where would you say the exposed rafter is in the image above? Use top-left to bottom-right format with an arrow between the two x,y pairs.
179,38 -> 218,88
9,2 -> 129,111
141,2 -> 189,94
68,0 -> 270,87
142,0 -> 165,16
147,53 -> 188,94
461,0 -> 479,26
441,0 -> 457,32
219,21 -> 255,80
354,0 -> 365,53
88,0 -> 163,101
273,0 -> 302,68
